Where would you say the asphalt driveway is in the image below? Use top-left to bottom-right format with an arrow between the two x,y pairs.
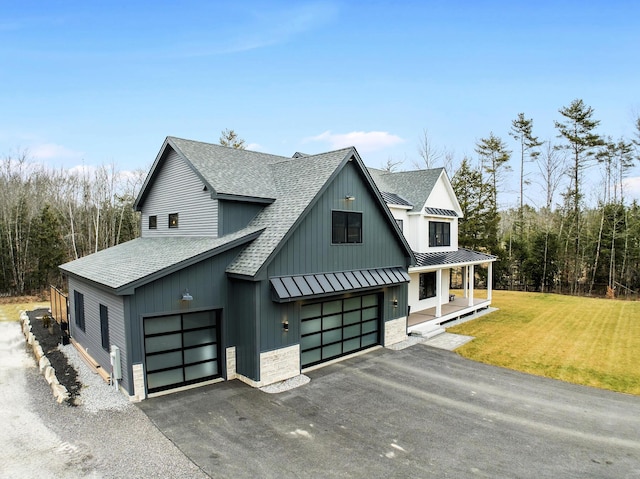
138,345 -> 640,479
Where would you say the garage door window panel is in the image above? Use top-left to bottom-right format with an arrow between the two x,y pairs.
183,329 -> 216,347
343,337 -> 360,353
362,333 -> 378,347
184,345 -> 217,364
185,362 -> 218,382
301,318 -> 322,335
145,315 -> 181,335
343,310 -> 361,325
147,369 -> 183,391
145,333 -> 181,354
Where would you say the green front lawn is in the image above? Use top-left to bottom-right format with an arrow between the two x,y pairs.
448,290 -> 640,395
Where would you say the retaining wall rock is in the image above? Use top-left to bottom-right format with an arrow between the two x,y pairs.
20,311 -> 69,404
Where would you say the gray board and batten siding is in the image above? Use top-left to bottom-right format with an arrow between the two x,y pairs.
125,245 -> 249,390
218,200 -> 265,236
259,160 -> 411,356
140,147 -> 219,237
68,277 -> 130,391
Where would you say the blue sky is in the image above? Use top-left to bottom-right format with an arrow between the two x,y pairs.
2,1 -> 639,207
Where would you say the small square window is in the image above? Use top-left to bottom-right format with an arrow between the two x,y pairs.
149,215 -> 157,229
332,211 -> 362,244
169,213 -> 179,228
429,221 -> 450,247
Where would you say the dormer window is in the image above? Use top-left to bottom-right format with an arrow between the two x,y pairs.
169,213 -> 179,228
429,221 -> 450,247
149,215 -> 157,229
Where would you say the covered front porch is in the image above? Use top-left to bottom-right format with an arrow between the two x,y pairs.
407,294 -> 491,333
407,248 -> 497,335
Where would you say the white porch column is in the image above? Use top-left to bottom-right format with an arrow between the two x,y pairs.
435,268 -> 442,317
468,264 -> 475,306
487,262 -> 493,302
463,266 -> 468,298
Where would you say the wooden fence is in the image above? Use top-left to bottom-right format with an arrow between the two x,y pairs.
50,285 -> 68,325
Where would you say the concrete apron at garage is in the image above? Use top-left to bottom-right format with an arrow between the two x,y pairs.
138,344 -> 640,479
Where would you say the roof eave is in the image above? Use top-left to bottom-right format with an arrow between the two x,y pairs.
113,229 -> 264,295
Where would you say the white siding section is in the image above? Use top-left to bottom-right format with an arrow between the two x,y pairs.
141,149 -> 218,237
425,178 -> 459,213
68,277 -> 128,390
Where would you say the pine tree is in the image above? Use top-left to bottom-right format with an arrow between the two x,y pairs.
509,113 -> 542,221
475,133 -> 511,209
219,129 -> 246,149
554,99 -> 603,293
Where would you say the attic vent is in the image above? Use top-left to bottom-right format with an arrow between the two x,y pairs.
203,185 -> 208,192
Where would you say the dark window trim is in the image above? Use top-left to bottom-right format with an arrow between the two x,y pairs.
100,304 -> 110,351
429,221 -> 450,247
419,272 -> 437,300
149,215 -> 157,229
74,290 -> 85,332
168,213 -> 179,228
332,210 -> 363,244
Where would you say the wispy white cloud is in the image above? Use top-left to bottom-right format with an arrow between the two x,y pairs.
30,142 -> 84,161
306,130 -> 405,153
179,2 -> 339,57
245,142 -> 262,151
622,176 -> 640,202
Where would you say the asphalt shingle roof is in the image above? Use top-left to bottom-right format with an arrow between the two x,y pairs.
169,137 -> 285,199
368,168 -> 443,213
413,248 -> 496,268
60,227 -> 263,292
226,148 -> 353,276
65,137 -> 406,288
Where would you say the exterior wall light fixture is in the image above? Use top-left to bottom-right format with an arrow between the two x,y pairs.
393,298 -> 398,308
181,289 -> 193,301
282,319 -> 289,332
345,195 -> 355,201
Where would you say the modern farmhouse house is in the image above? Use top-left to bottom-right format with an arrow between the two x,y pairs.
60,137 -> 415,400
368,168 -> 496,334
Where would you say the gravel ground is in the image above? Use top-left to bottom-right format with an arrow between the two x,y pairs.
1,318 -> 209,479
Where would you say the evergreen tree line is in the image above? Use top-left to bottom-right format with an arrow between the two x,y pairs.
0,153 -> 144,295
448,99 -> 640,297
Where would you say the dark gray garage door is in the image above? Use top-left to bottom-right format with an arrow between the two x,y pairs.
144,310 -> 221,394
300,293 -> 380,368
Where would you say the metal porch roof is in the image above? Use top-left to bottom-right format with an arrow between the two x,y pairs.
270,267 -> 410,302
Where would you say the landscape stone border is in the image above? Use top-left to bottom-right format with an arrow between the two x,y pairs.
20,310 -> 69,403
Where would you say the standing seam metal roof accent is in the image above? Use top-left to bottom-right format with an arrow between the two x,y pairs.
270,267 -> 410,301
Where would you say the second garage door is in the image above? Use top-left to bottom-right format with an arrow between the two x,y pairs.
300,293 -> 380,368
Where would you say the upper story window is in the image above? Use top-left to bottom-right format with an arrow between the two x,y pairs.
169,213 -> 179,228
429,221 -> 450,247
332,211 -> 362,244
395,218 -> 403,232
149,215 -> 157,229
